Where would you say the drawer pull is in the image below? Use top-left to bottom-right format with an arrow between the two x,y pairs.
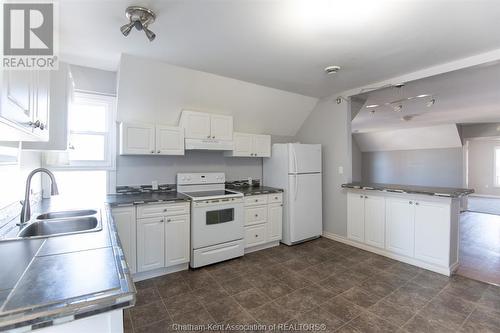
255,199 -> 258,202
255,234 -> 258,238
167,218 -> 172,222
255,214 -> 258,217
163,209 -> 168,212
160,218 -> 164,223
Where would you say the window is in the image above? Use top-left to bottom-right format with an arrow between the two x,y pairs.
66,93 -> 115,168
43,92 -> 116,196
495,147 -> 500,187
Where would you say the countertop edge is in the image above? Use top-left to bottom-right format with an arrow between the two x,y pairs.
341,183 -> 474,198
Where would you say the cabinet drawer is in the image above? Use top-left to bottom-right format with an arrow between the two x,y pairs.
245,224 -> 267,248
137,202 -> 190,219
245,195 -> 268,206
268,193 -> 283,204
245,206 -> 268,226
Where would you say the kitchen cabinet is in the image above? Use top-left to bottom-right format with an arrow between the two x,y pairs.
267,202 -> 283,242
344,189 -> 460,276
165,214 -> 190,266
180,110 -> 233,141
243,193 -> 283,248
119,122 -> 184,155
110,206 -> 137,274
347,192 -> 365,243
136,202 -> 190,273
385,197 -> 415,257
225,132 -> 271,157
414,201 -> 450,266
137,216 -> 165,272
0,70 -> 50,141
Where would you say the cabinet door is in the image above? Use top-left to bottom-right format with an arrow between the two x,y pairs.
232,132 -> 253,156
111,207 -> 137,274
386,198 -> 414,257
267,203 -> 283,242
364,195 -> 385,249
120,123 -> 155,155
2,70 -> 34,127
32,71 -> 50,139
414,201 -> 450,266
156,125 -> 184,155
347,192 -> 365,242
137,217 -> 165,272
165,214 -> 190,267
210,114 -> 233,140
253,134 -> 271,157
182,111 -> 211,139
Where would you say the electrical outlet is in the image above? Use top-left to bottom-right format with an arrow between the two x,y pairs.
152,181 -> 158,190
338,166 -> 344,175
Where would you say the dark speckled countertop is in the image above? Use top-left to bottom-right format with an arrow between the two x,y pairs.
105,191 -> 189,207
226,185 -> 284,196
342,182 -> 474,198
0,196 -> 135,332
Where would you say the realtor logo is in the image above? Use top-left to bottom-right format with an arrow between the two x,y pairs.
2,2 -> 58,69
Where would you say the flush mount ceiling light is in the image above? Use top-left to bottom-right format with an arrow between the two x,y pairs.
324,65 -> 341,75
120,6 -> 157,41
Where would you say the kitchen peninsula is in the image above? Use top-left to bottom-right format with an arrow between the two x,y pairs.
339,182 -> 474,276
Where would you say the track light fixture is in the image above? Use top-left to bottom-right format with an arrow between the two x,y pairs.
120,6 -> 156,41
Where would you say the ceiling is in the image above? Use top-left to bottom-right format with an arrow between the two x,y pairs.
351,61 -> 500,133
59,0 -> 500,98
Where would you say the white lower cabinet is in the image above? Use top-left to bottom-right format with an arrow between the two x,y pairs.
346,189 -> 458,275
137,216 -> 165,272
364,195 -> 385,249
112,201 -> 190,276
347,192 -> 366,243
414,201 -> 450,266
165,214 -> 190,266
243,193 -> 283,248
110,206 -> 137,274
385,197 -> 415,257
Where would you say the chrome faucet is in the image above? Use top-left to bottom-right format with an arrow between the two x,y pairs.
20,168 -> 59,225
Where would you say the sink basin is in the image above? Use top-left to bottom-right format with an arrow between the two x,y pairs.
36,209 -> 97,220
18,216 -> 100,238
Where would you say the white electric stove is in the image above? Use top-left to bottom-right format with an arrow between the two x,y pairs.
177,172 -> 244,268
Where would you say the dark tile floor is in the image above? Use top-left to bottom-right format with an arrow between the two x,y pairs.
457,211 -> 500,285
124,237 -> 500,332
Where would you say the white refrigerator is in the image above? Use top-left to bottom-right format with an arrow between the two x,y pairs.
263,143 -> 322,245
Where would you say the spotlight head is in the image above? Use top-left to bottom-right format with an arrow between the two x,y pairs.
120,22 -> 134,36
144,27 -> 156,41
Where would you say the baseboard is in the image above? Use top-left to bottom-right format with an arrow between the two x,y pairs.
322,231 -> 453,276
132,263 -> 189,282
245,241 -> 280,254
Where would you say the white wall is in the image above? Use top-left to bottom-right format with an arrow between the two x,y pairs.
362,148 -> 464,188
468,139 -> 500,196
70,64 -> 117,96
295,97 -> 352,237
116,54 -> 318,136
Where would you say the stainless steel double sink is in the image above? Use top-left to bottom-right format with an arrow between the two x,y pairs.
17,209 -> 102,238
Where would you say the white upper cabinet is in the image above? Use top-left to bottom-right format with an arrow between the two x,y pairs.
156,125 -> 184,155
120,122 -> 155,155
210,114 -> 233,140
225,132 -> 271,157
180,110 -> 233,141
120,122 -> 184,155
0,70 -> 50,141
181,111 -> 211,139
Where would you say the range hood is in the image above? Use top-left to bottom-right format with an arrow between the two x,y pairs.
184,138 -> 233,151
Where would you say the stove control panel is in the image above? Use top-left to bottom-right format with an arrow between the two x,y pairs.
177,172 -> 225,185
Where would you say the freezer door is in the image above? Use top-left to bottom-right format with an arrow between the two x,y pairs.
288,173 -> 322,243
288,144 -> 322,174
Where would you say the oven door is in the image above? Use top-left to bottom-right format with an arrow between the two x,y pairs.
191,199 -> 244,249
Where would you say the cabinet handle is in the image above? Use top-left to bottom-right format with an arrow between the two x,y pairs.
212,136 -> 215,139
150,150 -> 154,153
255,199 -> 258,202
39,122 -> 45,130
364,196 -> 368,198
160,218 -> 164,222
255,214 -> 258,217
415,202 -> 419,205
28,120 -> 41,128
157,150 -> 161,153
360,195 -> 363,198
167,218 -> 172,222
409,201 -> 413,205
163,209 -> 168,212
255,234 -> 258,238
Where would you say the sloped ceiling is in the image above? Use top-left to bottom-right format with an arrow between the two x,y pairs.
352,61 -> 500,133
59,0 -> 500,98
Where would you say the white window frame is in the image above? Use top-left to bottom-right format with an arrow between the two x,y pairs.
495,146 -> 500,187
43,92 -> 117,195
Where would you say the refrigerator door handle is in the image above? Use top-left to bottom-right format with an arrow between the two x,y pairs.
294,175 -> 298,201
292,145 -> 298,174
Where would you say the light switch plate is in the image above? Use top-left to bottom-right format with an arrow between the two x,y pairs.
338,166 -> 344,175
